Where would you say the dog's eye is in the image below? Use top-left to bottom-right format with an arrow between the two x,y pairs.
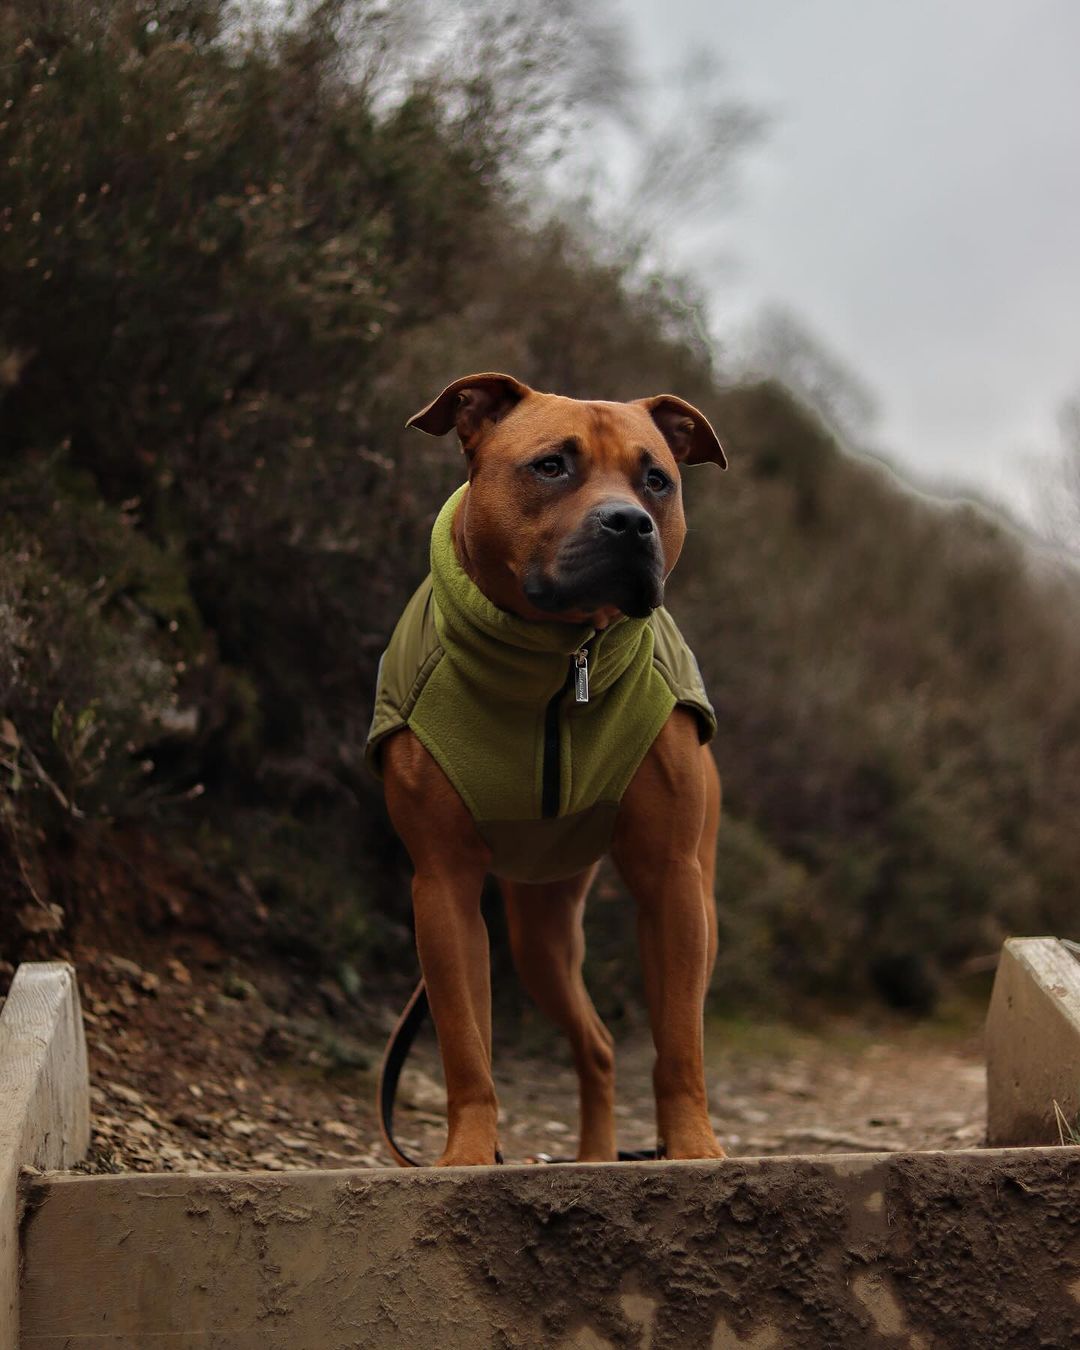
645,468 -> 671,494
534,456 -> 567,479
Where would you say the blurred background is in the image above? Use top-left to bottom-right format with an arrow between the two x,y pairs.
4,0 -> 1080,1038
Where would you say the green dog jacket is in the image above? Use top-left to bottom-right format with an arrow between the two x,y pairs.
366,485 -> 716,883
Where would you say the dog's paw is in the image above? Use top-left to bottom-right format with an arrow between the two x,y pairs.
436,1143 -> 502,1167
665,1142 -> 728,1161
659,1129 -> 727,1162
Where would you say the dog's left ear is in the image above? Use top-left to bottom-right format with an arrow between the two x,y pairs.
406,372 -> 530,454
637,395 -> 727,469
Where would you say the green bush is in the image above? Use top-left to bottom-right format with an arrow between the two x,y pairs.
3,0 -> 1080,1010
0,464 -> 186,823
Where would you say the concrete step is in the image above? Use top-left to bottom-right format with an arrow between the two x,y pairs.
0,962 -> 88,1347
986,936 -> 1080,1146
18,1146 -> 1080,1349
9,954 -> 1080,1348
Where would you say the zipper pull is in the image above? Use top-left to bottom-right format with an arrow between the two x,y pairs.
573,648 -> 589,704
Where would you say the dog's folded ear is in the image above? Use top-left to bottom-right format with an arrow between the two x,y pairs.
407,373 -> 530,453
636,395 -> 727,469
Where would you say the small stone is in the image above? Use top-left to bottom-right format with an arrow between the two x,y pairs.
17,903 -> 64,933
222,973 -> 257,1001
167,958 -> 192,985
107,1082 -> 145,1107
399,1069 -> 445,1112
322,1120 -> 358,1140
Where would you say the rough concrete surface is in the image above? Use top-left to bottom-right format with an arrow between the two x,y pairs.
20,1148 -> 1080,1349
0,962 -> 89,1350
986,937 -> 1080,1146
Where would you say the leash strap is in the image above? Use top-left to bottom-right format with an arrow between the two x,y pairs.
378,977 -> 660,1166
377,978 -> 430,1168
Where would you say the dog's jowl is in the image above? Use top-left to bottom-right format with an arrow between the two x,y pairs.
368,373 -> 727,1167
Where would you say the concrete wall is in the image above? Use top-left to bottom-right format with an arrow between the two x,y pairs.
0,963 -> 89,1349
9,942 -> 1080,1347
986,937 -> 1080,1146
20,1147 -> 1080,1349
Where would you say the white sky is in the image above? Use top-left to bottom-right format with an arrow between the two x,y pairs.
620,0 -> 1080,518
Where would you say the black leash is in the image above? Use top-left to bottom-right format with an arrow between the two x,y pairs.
377,978 -> 431,1167
377,977 -> 660,1166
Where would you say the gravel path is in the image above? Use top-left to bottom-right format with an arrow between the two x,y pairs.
66,944 -> 985,1173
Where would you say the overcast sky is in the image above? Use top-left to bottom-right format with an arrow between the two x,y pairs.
619,0 -> 1080,520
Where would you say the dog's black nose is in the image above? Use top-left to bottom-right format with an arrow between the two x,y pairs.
595,501 -> 655,538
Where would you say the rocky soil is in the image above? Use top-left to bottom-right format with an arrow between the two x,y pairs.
54,941 -> 986,1175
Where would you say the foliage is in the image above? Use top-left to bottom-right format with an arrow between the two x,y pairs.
3,0 -> 1080,1014
672,381 -> 1080,1009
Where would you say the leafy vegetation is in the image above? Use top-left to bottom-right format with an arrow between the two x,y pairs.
3,0 -> 1079,1016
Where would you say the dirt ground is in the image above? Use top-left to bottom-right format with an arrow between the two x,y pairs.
58,939 -> 987,1175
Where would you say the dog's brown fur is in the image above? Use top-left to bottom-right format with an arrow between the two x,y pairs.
381,373 -> 726,1166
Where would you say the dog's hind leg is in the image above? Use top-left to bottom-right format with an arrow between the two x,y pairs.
500,867 -> 617,1162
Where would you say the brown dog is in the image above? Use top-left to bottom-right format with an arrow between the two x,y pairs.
374,373 -> 726,1166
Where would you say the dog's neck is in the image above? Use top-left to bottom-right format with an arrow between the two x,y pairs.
430,485 -> 650,703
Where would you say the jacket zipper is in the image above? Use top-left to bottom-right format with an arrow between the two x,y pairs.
541,641 -> 592,819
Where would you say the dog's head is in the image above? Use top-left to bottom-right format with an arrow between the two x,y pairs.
407,373 -> 726,627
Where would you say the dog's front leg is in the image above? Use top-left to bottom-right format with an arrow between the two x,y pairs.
412,864 -> 498,1165
383,731 -> 499,1166
612,710 -> 725,1161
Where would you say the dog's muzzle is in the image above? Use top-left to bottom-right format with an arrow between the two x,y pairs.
524,500 -> 665,619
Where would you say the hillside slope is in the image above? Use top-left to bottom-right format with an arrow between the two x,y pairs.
3,0 -> 1079,1017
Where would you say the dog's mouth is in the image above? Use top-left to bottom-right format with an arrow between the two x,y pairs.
523,541 -> 665,621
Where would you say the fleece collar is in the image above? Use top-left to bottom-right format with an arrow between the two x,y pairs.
429,485 -> 653,705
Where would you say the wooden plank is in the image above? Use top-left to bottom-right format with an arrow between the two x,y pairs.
0,962 -> 89,1348
986,937 -> 1080,1146
19,1148 -> 1080,1348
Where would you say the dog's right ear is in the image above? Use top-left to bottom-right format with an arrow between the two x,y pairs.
406,373 -> 530,454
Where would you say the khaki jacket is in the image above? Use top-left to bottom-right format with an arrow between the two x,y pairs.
367,485 -> 715,882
